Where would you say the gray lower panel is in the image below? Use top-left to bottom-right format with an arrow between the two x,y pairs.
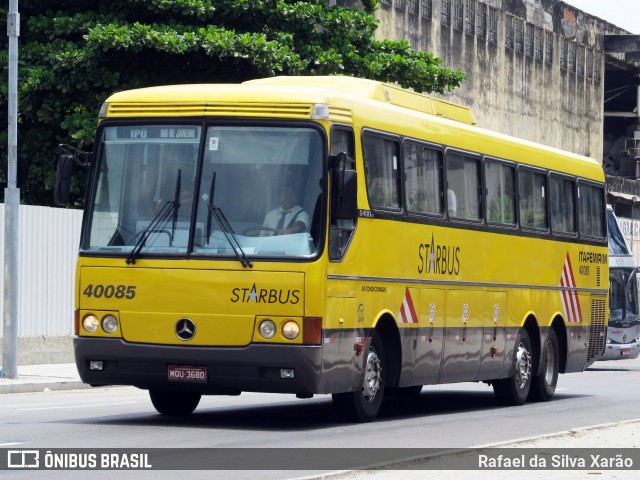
74,338 -> 323,395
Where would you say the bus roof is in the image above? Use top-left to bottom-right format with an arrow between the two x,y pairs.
103,76 -> 476,125
101,75 -> 603,180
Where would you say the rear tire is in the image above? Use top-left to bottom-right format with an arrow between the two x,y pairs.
149,389 -> 201,416
529,329 -> 559,402
493,328 -> 533,406
332,334 -> 386,422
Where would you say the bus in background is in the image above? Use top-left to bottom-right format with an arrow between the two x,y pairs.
55,76 -> 608,422
602,205 -> 640,360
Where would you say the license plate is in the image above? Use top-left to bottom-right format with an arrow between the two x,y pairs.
167,365 -> 207,383
621,349 -> 631,356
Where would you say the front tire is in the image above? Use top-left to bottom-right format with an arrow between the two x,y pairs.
149,389 -> 201,416
493,328 -> 533,406
332,334 -> 386,422
529,329 -> 559,402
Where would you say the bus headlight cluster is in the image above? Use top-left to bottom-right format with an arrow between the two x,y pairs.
259,320 -> 277,339
258,319 -> 300,340
102,315 -> 119,334
82,314 -> 99,333
82,313 -> 119,334
282,321 -> 300,340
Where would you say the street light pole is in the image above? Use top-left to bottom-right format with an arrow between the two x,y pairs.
3,0 -> 20,378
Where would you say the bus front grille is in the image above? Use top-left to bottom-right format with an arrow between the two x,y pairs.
106,102 -> 314,119
105,102 -> 353,123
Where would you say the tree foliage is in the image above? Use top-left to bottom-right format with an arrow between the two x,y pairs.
0,0 -> 465,205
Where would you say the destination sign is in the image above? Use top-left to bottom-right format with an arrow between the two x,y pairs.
115,126 -> 200,141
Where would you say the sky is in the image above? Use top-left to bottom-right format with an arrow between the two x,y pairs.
563,0 -> 640,34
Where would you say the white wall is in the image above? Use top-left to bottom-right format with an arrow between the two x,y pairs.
0,204 -> 83,337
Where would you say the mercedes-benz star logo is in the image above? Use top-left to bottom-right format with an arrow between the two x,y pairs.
175,318 -> 196,341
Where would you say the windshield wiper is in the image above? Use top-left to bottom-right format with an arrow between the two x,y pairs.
206,171 -> 216,243
126,172 -> 182,265
206,173 -> 253,268
171,169 -> 182,241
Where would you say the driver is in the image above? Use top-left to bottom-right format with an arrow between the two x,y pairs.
263,184 -> 309,235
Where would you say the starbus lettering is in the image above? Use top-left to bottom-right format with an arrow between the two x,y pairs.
231,283 -> 300,304
417,233 -> 461,276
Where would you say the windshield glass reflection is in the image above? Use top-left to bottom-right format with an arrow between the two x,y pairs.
85,124 -> 324,260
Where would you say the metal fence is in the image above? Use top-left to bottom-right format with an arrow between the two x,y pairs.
0,204 -> 82,337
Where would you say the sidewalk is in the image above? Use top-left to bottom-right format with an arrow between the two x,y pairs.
313,420 -> 640,480
0,363 -> 88,394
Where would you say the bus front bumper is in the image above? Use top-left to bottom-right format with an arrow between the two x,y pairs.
74,337 -> 323,395
599,341 -> 640,361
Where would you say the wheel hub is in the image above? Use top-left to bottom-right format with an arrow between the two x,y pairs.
515,341 -> 532,390
362,347 -> 382,402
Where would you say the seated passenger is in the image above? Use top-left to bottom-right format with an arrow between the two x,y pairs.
263,184 -> 309,235
447,188 -> 457,217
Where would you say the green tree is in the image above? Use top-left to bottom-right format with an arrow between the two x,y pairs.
0,0 -> 465,205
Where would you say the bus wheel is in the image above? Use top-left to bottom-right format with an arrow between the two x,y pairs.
149,389 -> 201,416
332,334 -> 386,422
493,328 -> 532,406
529,329 -> 559,402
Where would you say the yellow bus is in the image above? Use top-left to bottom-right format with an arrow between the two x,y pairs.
56,76 -> 608,422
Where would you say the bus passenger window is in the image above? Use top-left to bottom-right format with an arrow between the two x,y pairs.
446,151 -> 481,220
550,175 -> 576,234
485,160 -> 515,226
578,183 -> 606,238
363,134 -> 400,210
405,142 -> 443,215
519,168 -> 547,230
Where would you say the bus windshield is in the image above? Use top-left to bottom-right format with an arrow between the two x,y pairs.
608,208 -> 630,255
609,267 -> 639,326
85,123 -> 325,260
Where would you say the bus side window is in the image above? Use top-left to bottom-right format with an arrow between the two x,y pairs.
446,150 -> 481,221
363,133 -> 400,210
519,167 -> 548,230
550,175 -> 576,234
405,142 -> 444,216
329,126 -> 356,260
485,159 -> 516,226
578,183 -> 606,239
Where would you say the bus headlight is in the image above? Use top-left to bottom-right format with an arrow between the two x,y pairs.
282,321 -> 300,340
101,315 -> 119,334
82,314 -> 99,333
259,320 -> 277,339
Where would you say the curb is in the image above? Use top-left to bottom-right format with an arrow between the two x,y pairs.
0,380 -> 90,395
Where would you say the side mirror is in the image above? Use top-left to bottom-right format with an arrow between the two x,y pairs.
53,154 -> 75,205
330,153 -> 357,221
53,144 -> 91,205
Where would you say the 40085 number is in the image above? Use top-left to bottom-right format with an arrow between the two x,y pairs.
83,284 -> 136,299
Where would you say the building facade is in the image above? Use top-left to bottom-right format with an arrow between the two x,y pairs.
338,0 -> 640,258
